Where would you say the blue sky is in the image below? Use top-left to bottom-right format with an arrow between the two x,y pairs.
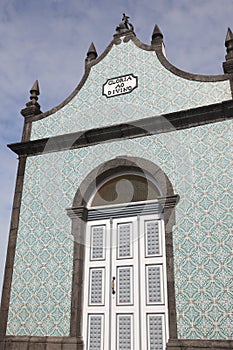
0,0 -> 233,296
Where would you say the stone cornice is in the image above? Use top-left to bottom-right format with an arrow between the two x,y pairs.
158,195 -> 180,209
66,196 -> 179,222
8,99 -> 233,157
67,200 -> 165,221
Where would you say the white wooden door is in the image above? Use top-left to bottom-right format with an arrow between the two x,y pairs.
139,216 -> 169,350
82,212 -> 168,350
82,220 -> 111,350
111,217 -> 140,350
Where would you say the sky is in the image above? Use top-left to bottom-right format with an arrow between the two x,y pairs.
0,0 -> 233,297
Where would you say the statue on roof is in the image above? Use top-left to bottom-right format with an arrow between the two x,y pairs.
116,13 -> 134,34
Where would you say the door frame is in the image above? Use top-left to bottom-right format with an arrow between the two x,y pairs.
67,157 -> 179,345
82,205 -> 171,350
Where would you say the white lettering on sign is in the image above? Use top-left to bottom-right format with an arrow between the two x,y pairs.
102,74 -> 138,98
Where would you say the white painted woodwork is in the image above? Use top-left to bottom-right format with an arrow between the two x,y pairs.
83,221 -> 110,350
140,216 -> 169,350
82,209 -> 168,350
111,217 -> 140,350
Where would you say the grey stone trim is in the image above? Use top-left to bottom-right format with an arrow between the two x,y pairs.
0,336 -> 83,350
68,157 -> 179,340
67,207 -> 88,222
158,195 -> 180,209
155,47 -> 232,82
0,156 -> 27,339
67,196 -> 179,221
1,337 -> 232,350
223,59 -> 233,74
132,33 -> 232,82
21,118 -> 32,142
8,99 -> 233,157
166,339 -> 233,349
230,79 -> 233,98
72,157 -> 175,207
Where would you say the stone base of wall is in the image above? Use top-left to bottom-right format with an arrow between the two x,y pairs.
167,339 -> 233,350
0,337 -> 83,350
1,337 -> 232,350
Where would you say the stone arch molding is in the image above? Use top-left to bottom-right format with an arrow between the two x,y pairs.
72,156 -> 175,206
66,156 -> 179,344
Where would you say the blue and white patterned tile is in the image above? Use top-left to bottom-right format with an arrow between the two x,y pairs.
7,119 -> 233,339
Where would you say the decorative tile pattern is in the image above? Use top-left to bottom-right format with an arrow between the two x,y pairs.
7,119 -> 232,339
30,39 -> 231,140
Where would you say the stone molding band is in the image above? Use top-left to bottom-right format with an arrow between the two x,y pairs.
1,336 -> 232,350
8,99 -> 233,157
66,195 -> 180,221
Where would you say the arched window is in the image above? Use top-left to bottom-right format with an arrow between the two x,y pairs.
91,173 -> 161,207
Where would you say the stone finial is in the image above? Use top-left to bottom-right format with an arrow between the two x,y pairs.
225,27 -> 233,58
151,24 -> 163,46
86,42 -> 98,64
116,13 -> 134,34
21,80 -> 42,117
30,80 -> 40,104
223,27 -> 233,73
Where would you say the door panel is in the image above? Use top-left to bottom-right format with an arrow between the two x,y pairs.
90,225 -> 106,261
145,220 -> 162,257
117,266 -> 133,305
87,314 -> 104,350
111,217 -> 140,350
83,220 -> 110,350
89,268 -> 105,305
117,222 -> 133,259
147,314 -> 165,350
117,314 -> 134,350
140,216 -> 169,350
146,264 -> 163,304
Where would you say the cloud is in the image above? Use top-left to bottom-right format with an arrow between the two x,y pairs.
0,0 -> 233,296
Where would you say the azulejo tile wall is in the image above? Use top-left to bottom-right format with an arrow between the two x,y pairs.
30,39 -> 231,140
7,119 -> 232,339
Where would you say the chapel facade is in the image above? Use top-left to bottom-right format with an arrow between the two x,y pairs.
0,15 -> 233,350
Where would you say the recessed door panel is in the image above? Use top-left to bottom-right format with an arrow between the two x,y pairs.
89,268 -> 105,306
145,220 -> 162,257
117,266 -> 133,305
117,314 -> 134,350
90,225 -> 106,261
147,314 -> 165,350
87,314 -> 104,350
117,222 -> 133,259
146,264 -> 164,305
